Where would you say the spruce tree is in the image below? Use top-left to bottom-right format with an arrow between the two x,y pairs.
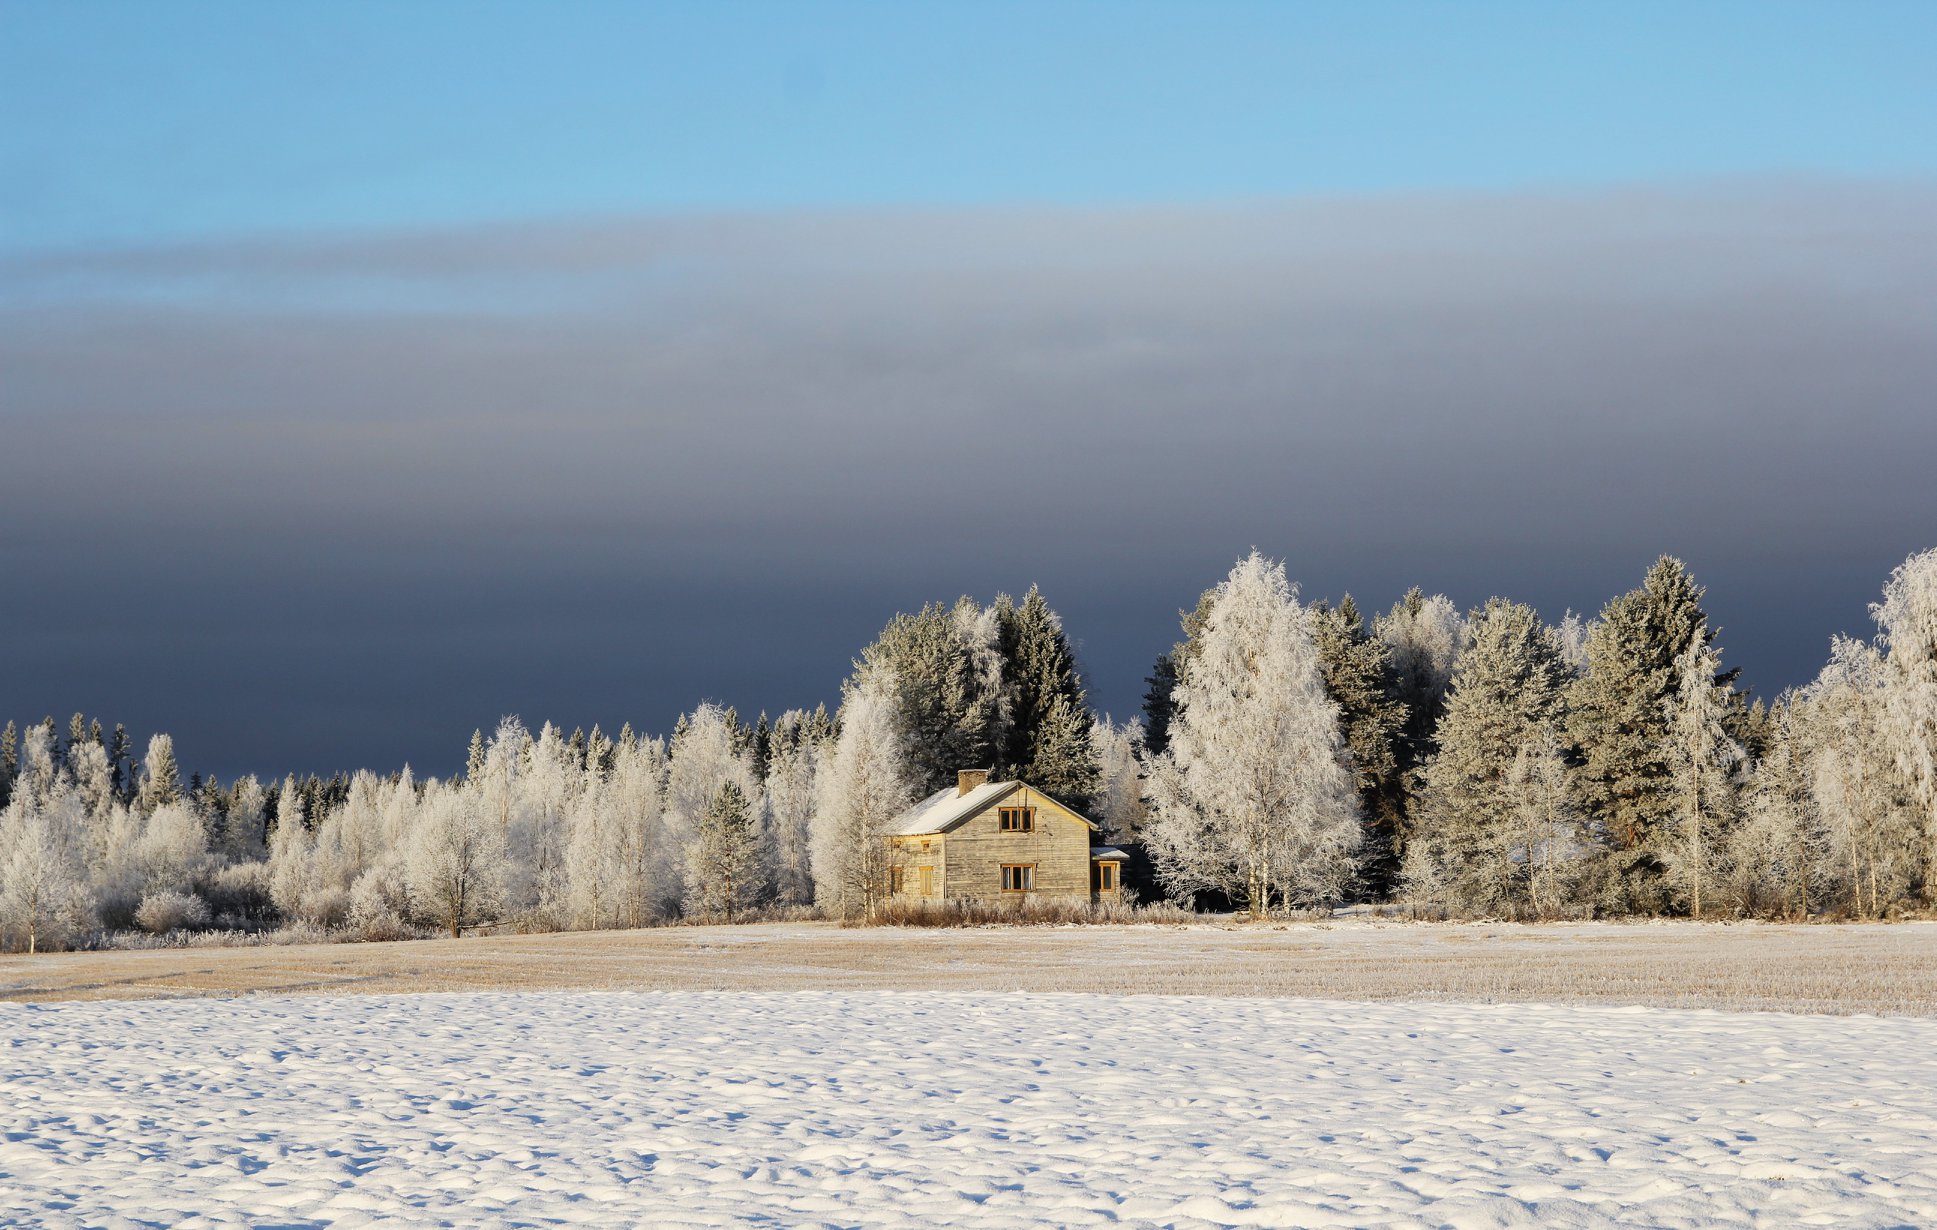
136,733 -> 184,813
1140,588 -> 1218,757
0,721 -> 15,809
689,781 -> 760,921
1406,599 -> 1573,915
108,725 -> 131,801
1568,556 -> 1731,911
1662,627 -> 1743,917
466,728 -> 487,781
858,600 -> 1006,795
1311,596 -> 1409,897
996,585 -> 1097,803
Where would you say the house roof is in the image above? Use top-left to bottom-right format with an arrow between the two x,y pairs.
1089,846 -> 1130,861
890,778 -> 1099,837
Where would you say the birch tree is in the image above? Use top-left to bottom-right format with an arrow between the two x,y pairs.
1142,552 -> 1359,914
811,674 -> 917,920
1872,546 -> 1937,904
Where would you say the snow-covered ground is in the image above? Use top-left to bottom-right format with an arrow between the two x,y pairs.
5,992 -> 1936,1228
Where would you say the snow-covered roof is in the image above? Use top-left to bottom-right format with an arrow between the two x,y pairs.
1089,846 -> 1130,861
890,779 -> 1101,837
891,780 -> 1020,836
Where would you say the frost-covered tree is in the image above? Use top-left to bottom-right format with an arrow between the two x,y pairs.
1872,546 -> 1937,904
1140,588 -> 1218,757
856,600 -> 1009,796
995,586 -> 1096,802
1730,698 -> 1827,917
408,785 -> 505,937
0,785 -> 93,952
1661,627 -> 1743,917
1504,723 -> 1588,919
665,704 -> 758,915
1800,637 -> 1919,916
1311,596 -> 1408,897
1375,588 -> 1466,768
1090,716 -> 1147,845
811,674 -> 917,920
134,733 -> 183,814
66,738 -> 115,823
763,710 -> 822,906
1568,557 -> 1733,912
0,722 -> 17,811
1405,599 -> 1573,916
1142,552 -> 1359,914
689,782 -> 759,920
267,776 -> 317,922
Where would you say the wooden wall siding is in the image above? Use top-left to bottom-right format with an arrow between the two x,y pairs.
934,786 -> 1094,903
892,838 -> 947,898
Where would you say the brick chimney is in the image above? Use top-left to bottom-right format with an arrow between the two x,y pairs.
957,768 -> 990,796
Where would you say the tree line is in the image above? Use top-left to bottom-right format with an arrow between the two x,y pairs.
2,553 -> 1934,951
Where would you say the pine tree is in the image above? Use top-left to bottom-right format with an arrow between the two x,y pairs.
689,781 -> 760,920
1142,553 -> 1360,914
1311,596 -> 1409,897
1405,599 -> 1574,916
1662,627 -> 1743,917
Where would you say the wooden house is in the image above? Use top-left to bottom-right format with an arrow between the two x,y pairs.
887,769 -> 1128,904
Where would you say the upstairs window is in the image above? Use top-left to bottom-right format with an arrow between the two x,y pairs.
998,807 -> 1035,833
1000,864 -> 1035,892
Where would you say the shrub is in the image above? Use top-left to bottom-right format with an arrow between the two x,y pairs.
134,891 -> 211,934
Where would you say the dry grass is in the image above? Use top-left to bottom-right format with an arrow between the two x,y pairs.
4,918 -> 1936,1016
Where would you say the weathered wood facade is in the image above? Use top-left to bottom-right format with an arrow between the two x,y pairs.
887,770 -> 1126,905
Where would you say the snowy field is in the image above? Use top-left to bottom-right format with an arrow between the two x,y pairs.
6,991 -> 1937,1228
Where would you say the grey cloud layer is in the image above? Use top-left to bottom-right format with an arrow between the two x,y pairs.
3,184 -> 1934,776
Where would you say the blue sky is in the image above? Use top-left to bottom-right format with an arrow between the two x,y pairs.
5,1 -> 1936,250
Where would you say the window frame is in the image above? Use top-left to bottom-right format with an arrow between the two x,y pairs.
918,865 -> 936,895
1096,861 -> 1117,892
998,806 -> 1036,833
1000,863 -> 1036,893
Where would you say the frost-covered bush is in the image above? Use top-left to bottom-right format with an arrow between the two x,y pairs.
202,861 -> 275,921
135,890 -> 211,934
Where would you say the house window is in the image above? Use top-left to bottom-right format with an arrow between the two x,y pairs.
890,867 -> 904,895
998,807 -> 1035,833
919,865 -> 936,895
1096,862 -> 1117,892
1001,864 -> 1035,892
